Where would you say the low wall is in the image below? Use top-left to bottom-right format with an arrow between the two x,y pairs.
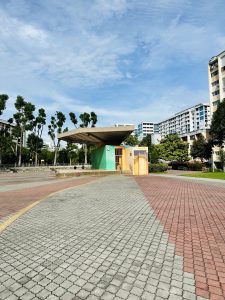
56,169 -> 121,178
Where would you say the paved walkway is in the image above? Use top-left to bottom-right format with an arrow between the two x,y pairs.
0,175 -> 99,224
136,175 -> 225,300
0,175 -> 215,300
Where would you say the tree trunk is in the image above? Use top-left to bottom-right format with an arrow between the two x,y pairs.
54,147 -> 58,166
35,152 -> 38,166
18,131 -> 23,167
70,157 -> 72,166
84,144 -> 87,165
0,150 -> 2,166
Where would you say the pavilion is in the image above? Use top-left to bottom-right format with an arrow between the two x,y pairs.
58,125 -> 148,175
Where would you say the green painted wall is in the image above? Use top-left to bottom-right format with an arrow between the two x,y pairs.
91,145 -> 115,170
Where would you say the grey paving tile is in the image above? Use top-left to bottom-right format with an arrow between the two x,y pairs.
0,176 -> 207,300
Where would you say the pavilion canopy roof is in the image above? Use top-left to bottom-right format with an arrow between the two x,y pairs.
58,125 -> 135,146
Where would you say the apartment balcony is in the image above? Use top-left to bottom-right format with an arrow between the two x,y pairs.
211,73 -> 219,81
212,84 -> 220,92
210,63 -> 218,71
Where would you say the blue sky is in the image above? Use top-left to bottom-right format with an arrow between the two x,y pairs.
0,0 -> 225,141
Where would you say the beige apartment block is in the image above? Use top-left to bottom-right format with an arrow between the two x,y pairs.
208,50 -> 225,167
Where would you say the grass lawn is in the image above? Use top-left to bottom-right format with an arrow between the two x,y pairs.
181,172 -> 225,180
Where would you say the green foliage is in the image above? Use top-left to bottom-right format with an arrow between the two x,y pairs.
139,134 -> 152,147
149,163 -> 168,173
48,111 -> 66,165
58,148 -> 70,164
0,94 -> 13,165
79,112 -> 91,127
33,108 -> 46,136
0,94 -> 9,115
66,143 -> 78,165
218,149 -> 225,170
27,133 -> 44,159
210,99 -> 225,146
69,112 -> 78,127
13,96 -> 36,166
139,135 -> 160,163
123,134 -> 139,146
182,172 -> 225,180
75,111 -> 98,164
30,108 -> 46,165
190,134 -> 212,161
158,134 -> 189,162
149,144 -> 160,163
171,161 -> 204,171
90,112 -> 97,127
39,149 -> 54,165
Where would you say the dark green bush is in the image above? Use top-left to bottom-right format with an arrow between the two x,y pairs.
171,161 -> 204,171
188,162 -> 204,171
149,163 -> 168,173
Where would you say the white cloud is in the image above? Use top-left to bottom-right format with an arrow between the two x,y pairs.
0,0 -> 225,137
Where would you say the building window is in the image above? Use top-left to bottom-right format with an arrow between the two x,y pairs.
212,90 -> 220,96
211,70 -> 218,77
212,80 -> 219,86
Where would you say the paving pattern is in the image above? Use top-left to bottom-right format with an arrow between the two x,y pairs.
0,176 -> 99,224
136,175 -> 225,300
0,175 -> 208,300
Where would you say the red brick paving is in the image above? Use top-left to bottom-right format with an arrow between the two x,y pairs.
0,176 -> 100,221
136,175 -> 225,300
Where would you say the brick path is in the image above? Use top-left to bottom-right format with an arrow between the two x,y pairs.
136,175 -> 225,300
0,175 -> 209,300
0,176 -> 99,223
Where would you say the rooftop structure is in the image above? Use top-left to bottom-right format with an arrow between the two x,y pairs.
58,125 -> 135,146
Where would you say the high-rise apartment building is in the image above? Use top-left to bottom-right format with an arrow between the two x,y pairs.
158,103 -> 211,138
208,50 -> 225,167
208,50 -> 225,114
137,122 -> 159,141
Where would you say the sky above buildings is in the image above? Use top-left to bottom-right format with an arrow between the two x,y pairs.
0,0 -> 225,140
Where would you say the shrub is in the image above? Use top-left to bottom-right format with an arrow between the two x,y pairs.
188,162 -> 204,171
171,161 -> 204,171
149,163 -> 168,173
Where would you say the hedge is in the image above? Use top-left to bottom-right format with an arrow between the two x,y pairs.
149,163 -> 168,173
171,161 -> 204,171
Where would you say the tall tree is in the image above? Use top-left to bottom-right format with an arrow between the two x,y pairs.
158,134 -> 189,162
123,134 -> 139,146
139,134 -> 152,148
28,108 -> 46,165
13,96 -> 35,167
66,143 -> 78,165
139,134 -> 160,163
27,133 -> 44,164
79,112 -> 93,164
190,134 -> 212,162
0,94 -> 9,115
218,149 -> 225,171
79,112 -> 90,128
210,99 -> 225,146
0,94 -> 12,165
90,112 -> 97,127
69,111 -> 98,165
69,112 -> 78,128
48,111 -> 66,166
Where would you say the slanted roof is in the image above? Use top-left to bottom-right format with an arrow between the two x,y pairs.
58,125 -> 135,145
